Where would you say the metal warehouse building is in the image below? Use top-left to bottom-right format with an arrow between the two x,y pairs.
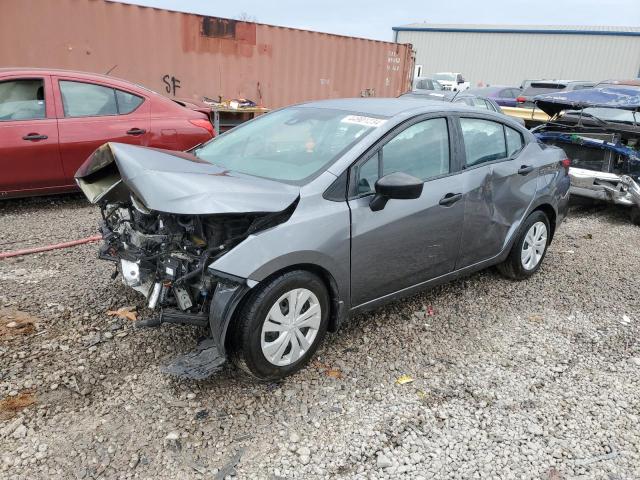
393,24 -> 640,87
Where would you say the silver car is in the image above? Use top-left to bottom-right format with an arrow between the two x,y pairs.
76,98 -> 570,381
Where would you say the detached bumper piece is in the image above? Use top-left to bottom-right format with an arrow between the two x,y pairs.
570,168 -> 640,208
161,338 -> 226,380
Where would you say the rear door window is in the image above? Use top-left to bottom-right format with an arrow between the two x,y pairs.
60,81 -> 117,117
0,79 -> 46,121
59,81 -> 144,117
460,118 -> 507,166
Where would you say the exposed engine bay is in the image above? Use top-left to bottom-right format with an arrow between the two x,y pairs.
99,202 -> 259,315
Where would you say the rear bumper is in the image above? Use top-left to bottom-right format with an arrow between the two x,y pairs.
569,167 -> 640,208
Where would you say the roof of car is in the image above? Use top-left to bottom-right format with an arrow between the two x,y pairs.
298,97 -> 464,117
0,67 -> 151,90
467,86 -> 513,93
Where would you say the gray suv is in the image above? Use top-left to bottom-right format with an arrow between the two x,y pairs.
76,98 -> 570,380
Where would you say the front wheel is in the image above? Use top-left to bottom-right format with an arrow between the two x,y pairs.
229,270 -> 329,381
497,211 -> 550,280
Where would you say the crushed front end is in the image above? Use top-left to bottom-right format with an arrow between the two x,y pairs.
535,131 -> 640,209
532,86 -> 640,224
75,142 -> 299,378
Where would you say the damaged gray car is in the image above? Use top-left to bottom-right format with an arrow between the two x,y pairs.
76,98 -> 570,380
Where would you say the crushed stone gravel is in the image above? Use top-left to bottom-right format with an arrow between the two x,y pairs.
1,194 -> 639,479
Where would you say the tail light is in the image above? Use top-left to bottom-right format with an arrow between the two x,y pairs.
516,96 -> 526,103
189,119 -> 215,138
561,158 -> 571,174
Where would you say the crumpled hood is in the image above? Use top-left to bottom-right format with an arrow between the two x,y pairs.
534,86 -> 640,117
75,142 -> 300,215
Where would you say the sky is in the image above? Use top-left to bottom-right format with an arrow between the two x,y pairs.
111,0 -> 640,41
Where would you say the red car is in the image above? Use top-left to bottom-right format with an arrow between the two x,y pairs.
0,69 -> 215,198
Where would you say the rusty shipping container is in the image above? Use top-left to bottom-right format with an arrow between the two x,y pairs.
0,0 -> 414,108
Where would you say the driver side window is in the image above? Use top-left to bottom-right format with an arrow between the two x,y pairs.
353,117 -> 450,196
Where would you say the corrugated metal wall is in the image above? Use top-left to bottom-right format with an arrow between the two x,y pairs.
0,0 -> 414,108
397,30 -> 640,86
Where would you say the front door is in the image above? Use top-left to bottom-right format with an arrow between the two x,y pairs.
348,116 -> 465,307
53,77 -> 150,183
456,116 -> 538,268
0,75 -> 63,194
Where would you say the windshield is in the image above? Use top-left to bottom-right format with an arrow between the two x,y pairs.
563,107 -> 638,125
193,107 -> 383,183
433,73 -> 456,81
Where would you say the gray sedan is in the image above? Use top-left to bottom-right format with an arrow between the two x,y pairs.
76,98 -> 570,380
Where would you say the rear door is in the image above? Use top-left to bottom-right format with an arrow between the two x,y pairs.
348,115 -> 465,307
0,75 -> 63,194
455,116 -> 538,269
53,77 -> 150,182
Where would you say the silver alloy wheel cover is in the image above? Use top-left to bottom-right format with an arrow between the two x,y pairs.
260,288 -> 322,367
521,221 -> 547,270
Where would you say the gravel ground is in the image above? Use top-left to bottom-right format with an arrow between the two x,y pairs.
0,194 -> 639,479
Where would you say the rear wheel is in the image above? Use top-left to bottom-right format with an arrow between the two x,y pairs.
497,210 -> 550,280
229,270 -> 329,381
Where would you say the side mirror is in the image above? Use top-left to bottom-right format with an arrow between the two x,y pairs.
370,172 -> 423,211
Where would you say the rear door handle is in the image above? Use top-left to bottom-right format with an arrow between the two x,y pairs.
22,133 -> 48,141
518,165 -> 534,175
439,193 -> 462,206
126,128 -> 146,136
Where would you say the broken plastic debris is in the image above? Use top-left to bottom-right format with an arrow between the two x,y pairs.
106,306 -> 138,322
396,374 -> 414,385
427,305 -> 434,316
326,369 -> 343,379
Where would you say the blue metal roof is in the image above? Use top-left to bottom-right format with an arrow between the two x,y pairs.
392,24 -> 640,37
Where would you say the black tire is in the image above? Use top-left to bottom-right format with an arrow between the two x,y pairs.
497,210 -> 551,280
229,270 -> 330,381
630,207 -> 640,226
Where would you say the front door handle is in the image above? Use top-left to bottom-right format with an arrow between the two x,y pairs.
22,133 -> 48,141
518,165 -> 534,175
126,128 -> 146,136
439,192 -> 462,206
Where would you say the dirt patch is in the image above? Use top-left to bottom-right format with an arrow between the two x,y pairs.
0,309 -> 38,339
0,390 -> 36,420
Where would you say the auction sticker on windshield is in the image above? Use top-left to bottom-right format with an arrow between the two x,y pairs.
341,115 -> 387,128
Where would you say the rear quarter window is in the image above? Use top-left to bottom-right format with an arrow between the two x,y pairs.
116,90 -> 144,114
505,126 -> 525,156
